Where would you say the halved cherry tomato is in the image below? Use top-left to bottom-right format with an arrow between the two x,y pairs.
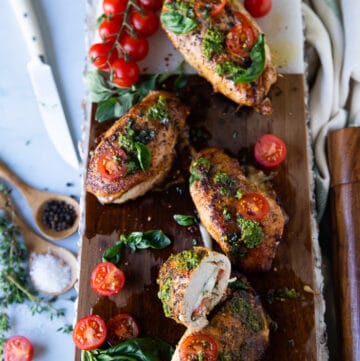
226,12 -> 258,58
194,0 -> 227,18
91,262 -> 126,296
254,134 -> 287,168
88,42 -> 118,70
111,58 -> 140,87
99,16 -> 123,42
138,0 -> 163,11
236,192 -> 270,221
244,0 -> 272,18
179,333 -> 218,361
3,335 -> 34,361
97,146 -> 127,181
120,34 -> 149,61
129,10 -> 159,37
106,313 -> 140,345
103,0 -> 128,18
73,314 -> 107,351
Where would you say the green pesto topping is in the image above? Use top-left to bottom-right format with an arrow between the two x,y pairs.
229,295 -> 264,333
235,188 -> 243,199
213,171 -> 235,195
222,207 -> 231,221
173,249 -> 202,271
190,157 -> 212,184
147,95 -> 170,126
202,27 -> 225,60
215,34 -> 266,83
237,217 -> 264,249
157,277 -> 172,317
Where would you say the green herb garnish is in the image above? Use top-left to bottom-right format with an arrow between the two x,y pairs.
189,157 -> 212,184
202,27 -> 225,59
237,217 -> 264,249
147,95 -> 170,125
173,214 -> 197,226
264,287 -> 300,304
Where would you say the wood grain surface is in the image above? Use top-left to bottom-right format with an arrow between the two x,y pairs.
75,74 -> 319,360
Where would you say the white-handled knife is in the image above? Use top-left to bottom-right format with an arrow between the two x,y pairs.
10,0 -> 80,170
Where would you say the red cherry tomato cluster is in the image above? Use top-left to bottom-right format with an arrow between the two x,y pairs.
73,313 -> 139,350
88,0 -> 163,87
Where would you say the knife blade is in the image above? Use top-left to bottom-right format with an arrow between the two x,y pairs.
10,0 -> 80,170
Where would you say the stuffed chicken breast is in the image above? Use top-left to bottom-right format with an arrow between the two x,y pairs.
171,279 -> 269,361
157,247 -> 231,330
189,148 -> 286,272
161,0 -> 277,114
86,91 -> 189,204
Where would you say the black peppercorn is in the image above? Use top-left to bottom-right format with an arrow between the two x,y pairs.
41,200 -> 76,232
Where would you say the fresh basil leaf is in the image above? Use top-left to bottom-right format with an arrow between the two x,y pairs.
115,92 -> 136,117
173,74 -> 188,90
134,142 -> 151,171
122,230 -> 172,251
235,34 -> 266,83
86,71 -> 114,102
173,214 -> 197,226
102,240 -> 123,264
161,11 -> 198,35
95,97 -> 118,122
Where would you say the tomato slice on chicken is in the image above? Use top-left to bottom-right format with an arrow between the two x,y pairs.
73,315 -> 107,351
106,313 -> 140,345
3,336 -> 34,361
194,0 -> 227,19
236,192 -> 270,221
97,146 -> 127,181
254,134 -> 287,168
91,262 -> 126,296
179,333 -> 218,361
226,12 -> 258,58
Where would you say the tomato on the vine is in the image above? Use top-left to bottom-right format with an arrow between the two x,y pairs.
138,0 -> 163,11
120,33 -> 149,61
236,192 -> 270,221
91,262 -> 126,296
194,0 -> 227,19
97,146 -> 128,181
179,333 -> 218,361
111,58 -> 140,87
106,313 -> 140,345
88,42 -> 118,70
3,336 -> 34,361
129,10 -> 159,37
103,0 -> 129,18
226,12 -> 258,58
99,16 -> 123,41
244,0 -> 272,18
73,315 -> 107,351
254,134 -> 287,168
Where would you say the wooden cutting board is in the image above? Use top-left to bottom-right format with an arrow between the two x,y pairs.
75,74 -> 320,360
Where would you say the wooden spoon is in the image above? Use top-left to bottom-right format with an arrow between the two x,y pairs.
0,160 -> 79,241
0,191 -> 78,296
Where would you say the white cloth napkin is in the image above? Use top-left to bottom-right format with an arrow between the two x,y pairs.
302,0 -> 360,219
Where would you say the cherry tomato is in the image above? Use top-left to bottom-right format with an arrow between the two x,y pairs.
111,58 -> 140,87
88,42 -> 118,70
99,16 -> 123,42
73,314 -> 107,351
3,336 -> 34,361
120,34 -> 149,61
226,12 -> 258,58
106,313 -> 140,345
91,261 -> 126,296
179,333 -> 218,361
194,0 -> 227,18
129,10 -> 159,37
244,0 -> 272,18
137,0 -> 163,11
103,0 -> 128,18
236,192 -> 270,221
254,134 -> 287,168
98,146 -> 127,181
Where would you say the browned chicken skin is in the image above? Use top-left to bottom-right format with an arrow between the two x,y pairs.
189,148 -> 286,272
161,0 -> 277,114
86,91 -> 189,204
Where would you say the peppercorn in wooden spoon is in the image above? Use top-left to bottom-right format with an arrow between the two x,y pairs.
0,160 -> 79,241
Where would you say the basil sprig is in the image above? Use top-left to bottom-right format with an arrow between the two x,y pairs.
102,230 -> 172,264
173,214 -> 197,226
216,34 -> 266,84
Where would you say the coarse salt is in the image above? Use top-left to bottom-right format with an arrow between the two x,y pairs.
30,253 -> 71,293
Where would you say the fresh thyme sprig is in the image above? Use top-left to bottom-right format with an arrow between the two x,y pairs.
0,184 -> 73,353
